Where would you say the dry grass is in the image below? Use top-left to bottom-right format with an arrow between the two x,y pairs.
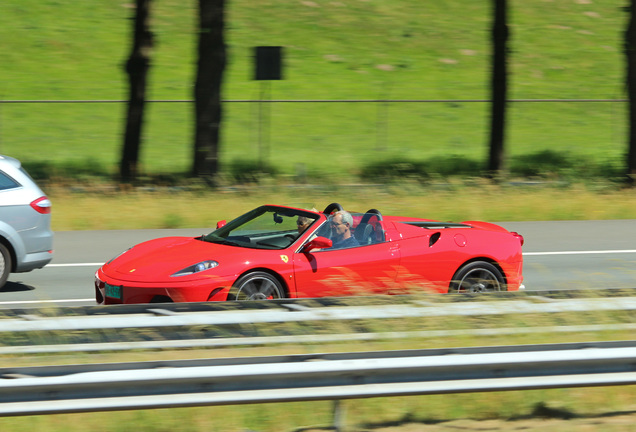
48,181 -> 636,231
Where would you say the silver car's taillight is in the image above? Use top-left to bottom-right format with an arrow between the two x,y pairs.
30,196 -> 51,214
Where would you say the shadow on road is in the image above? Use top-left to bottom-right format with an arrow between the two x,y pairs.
0,281 -> 36,293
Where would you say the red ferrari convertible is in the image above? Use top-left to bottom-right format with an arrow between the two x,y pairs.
95,203 -> 524,304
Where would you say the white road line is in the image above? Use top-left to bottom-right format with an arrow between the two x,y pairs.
47,263 -> 104,267
524,250 -> 636,256
0,299 -> 95,305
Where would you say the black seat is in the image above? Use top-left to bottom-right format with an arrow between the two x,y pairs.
354,223 -> 375,245
354,209 -> 385,245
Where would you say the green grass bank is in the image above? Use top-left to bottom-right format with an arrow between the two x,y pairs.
0,0 -> 630,181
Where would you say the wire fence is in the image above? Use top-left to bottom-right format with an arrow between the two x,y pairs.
0,98 -> 629,103
0,98 -> 628,177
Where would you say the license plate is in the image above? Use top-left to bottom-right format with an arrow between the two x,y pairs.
105,283 -> 122,299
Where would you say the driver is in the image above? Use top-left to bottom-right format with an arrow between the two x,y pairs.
328,210 -> 359,249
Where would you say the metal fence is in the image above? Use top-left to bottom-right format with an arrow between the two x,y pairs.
1,341 -> 635,418
0,293 -> 635,354
2,294 -> 636,333
1,292 -> 635,426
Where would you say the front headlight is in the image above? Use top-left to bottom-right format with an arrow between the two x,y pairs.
171,260 -> 219,277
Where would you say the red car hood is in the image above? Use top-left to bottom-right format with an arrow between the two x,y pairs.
103,236 -> 251,283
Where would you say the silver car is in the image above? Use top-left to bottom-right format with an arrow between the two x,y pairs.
0,155 -> 53,288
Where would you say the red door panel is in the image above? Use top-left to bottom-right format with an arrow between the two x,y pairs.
292,242 -> 400,298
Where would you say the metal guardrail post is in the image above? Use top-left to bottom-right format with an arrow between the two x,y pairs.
333,399 -> 345,432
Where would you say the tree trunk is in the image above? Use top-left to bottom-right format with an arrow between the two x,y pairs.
488,0 -> 509,175
625,0 -> 636,182
193,0 -> 226,178
120,0 -> 153,182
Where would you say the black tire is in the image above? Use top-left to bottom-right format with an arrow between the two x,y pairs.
0,243 -> 11,289
449,261 -> 505,293
228,271 -> 285,301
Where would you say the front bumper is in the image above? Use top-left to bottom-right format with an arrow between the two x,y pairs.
94,271 -> 233,304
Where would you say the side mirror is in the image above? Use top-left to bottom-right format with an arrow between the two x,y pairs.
216,220 -> 226,229
302,236 -> 332,253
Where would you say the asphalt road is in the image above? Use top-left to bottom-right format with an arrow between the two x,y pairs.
1,221 -> 635,308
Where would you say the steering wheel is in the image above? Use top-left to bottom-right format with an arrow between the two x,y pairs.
323,202 -> 344,214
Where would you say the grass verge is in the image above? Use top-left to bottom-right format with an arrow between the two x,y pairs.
47,180 -> 636,231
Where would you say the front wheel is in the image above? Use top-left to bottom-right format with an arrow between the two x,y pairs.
449,261 -> 505,293
228,271 -> 285,301
0,243 -> 11,289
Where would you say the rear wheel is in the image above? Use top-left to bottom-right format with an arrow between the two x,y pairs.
228,271 -> 285,301
449,261 -> 505,293
0,243 -> 11,289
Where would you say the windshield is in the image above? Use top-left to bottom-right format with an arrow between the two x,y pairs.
204,206 -> 320,250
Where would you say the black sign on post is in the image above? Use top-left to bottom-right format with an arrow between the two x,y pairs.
252,47 -> 284,171
254,46 -> 283,80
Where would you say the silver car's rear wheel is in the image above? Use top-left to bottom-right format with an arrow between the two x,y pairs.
449,261 -> 505,293
228,271 -> 285,301
0,243 -> 12,289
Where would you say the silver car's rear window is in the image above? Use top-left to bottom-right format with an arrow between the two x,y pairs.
0,171 -> 20,191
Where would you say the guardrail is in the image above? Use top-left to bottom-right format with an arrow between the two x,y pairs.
0,292 -> 635,354
0,341 -> 635,417
2,295 -> 636,333
2,323 -> 636,355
